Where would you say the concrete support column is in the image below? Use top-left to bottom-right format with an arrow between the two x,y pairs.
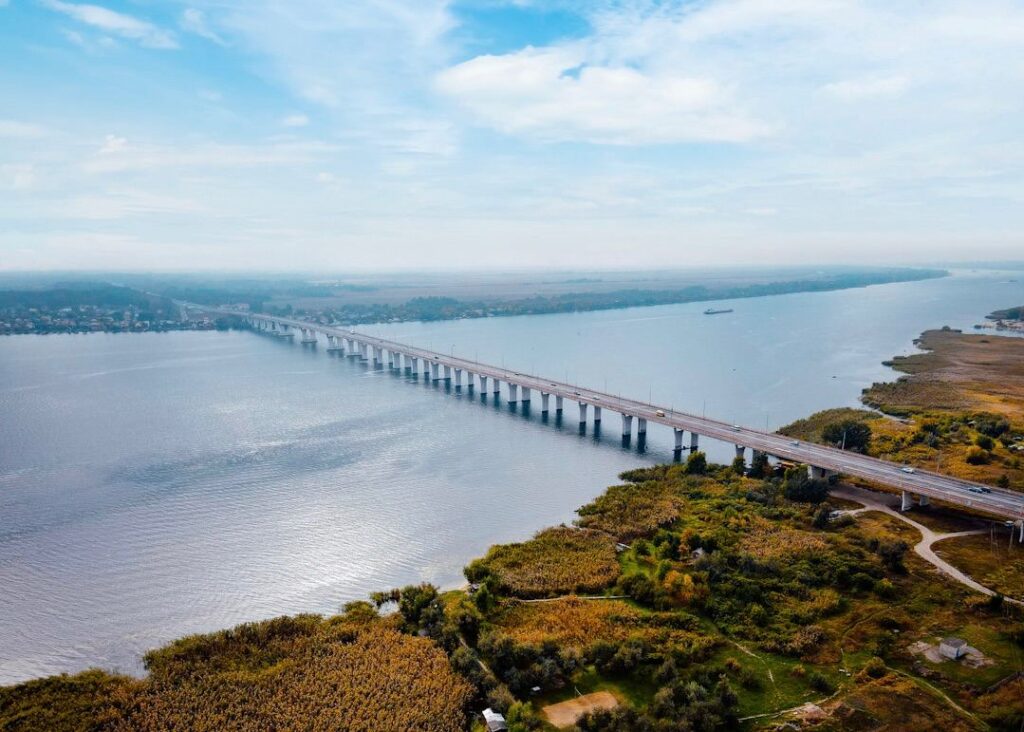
918,494 -> 930,507
508,383 -> 518,403
374,347 -> 383,366
454,368 -> 462,388
443,365 -> 451,382
541,393 -> 550,413
808,465 -> 826,480
578,402 -> 588,425
593,406 -> 602,423
479,375 -> 488,392
674,429 -> 684,451
735,445 -> 745,460
492,379 -> 500,395
901,490 -> 913,512
637,418 -> 647,435
622,414 -> 633,437
555,395 -> 563,414
387,350 -> 396,368
361,343 -> 369,359
431,362 -> 440,381
465,372 -> 474,390
690,433 -> 699,452
410,357 -> 418,374
521,387 -> 531,403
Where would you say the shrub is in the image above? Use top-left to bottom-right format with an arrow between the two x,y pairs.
976,434 -> 995,450
472,527 -> 620,598
685,451 -> 708,475
966,445 -> 990,465
807,671 -> 834,693
860,656 -> 887,680
576,481 -> 683,541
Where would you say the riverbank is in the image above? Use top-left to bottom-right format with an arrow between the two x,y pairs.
4,458 -> 1021,731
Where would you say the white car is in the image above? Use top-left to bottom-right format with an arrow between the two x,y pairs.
900,466 -> 915,474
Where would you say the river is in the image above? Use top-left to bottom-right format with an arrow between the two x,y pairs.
0,269 -> 1021,683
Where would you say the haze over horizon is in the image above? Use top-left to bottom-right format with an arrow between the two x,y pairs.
2,0 -> 1023,272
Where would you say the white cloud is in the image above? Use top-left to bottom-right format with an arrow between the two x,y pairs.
82,138 -> 340,173
1,164 -> 37,190
43,0 -> 178,49
181,8 -> 225,45
437,47 -> 770,144
60,190 -> 205,220
0,119 -> 48,138
281,113 -> 309,127
98,134 -> 128,154
823,76 -> 910,101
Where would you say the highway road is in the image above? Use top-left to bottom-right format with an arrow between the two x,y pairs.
201,307 -> 1024,523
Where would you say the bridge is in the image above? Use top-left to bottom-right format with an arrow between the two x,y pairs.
201,308 -> 1024,529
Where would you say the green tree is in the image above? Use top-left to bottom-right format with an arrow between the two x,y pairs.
748,451 -> 770,478
731,455 -> 746,475
822,420 -> 871,452
685,451 -> 708,475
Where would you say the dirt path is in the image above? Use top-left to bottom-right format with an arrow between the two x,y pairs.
832,484 -> 1021,604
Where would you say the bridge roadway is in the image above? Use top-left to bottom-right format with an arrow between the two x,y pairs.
216,309 -> 1024,524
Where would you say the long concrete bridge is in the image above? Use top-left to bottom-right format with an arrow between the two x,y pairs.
205,308 -> 1024,528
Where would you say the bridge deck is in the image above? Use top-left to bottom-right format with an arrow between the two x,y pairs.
229,310 -> 1024,521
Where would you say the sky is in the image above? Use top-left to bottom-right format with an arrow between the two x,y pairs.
1,0 -> 1023,272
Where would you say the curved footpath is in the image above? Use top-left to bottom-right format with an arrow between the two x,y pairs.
831,484 -> 1021,605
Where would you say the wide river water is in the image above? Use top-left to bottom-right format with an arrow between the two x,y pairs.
1,269 -> 1022,683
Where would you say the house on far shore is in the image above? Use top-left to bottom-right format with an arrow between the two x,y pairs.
482,708 -> 508,732
939,637 -> 967,660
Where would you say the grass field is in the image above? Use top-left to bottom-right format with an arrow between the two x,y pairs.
933,532 -> 1024,600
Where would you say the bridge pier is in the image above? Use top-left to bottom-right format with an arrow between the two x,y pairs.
492,379 -> 500,395
690,433 -> 699,452
918,494 -> 930,507
478,375 -> 488,393
301,328 -> 316,345
555,395 -> 563,414
521,387 -> 531,403
901,490 -> 913,512
409,356 -> 418,375
465,371 -> 474,390
540,392 -> 549,413
735,445 -> 745,462
808,465 -> 826,480
360,342 -> 368,360
578,402 -> 588,425
443,365 -> 451,383
508,383 -> 518,403
622,414 -> 633,437
674,428 -> 684,452
454,368 -> 462,389
637,418 -> 646,436
593,406 -> 601,423
431,362 -> 440,381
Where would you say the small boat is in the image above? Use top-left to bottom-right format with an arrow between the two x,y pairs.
703,307 -> 733,315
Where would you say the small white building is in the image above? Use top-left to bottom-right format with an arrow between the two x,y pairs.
482,708 -> 508,732
939,637 -> 967,660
